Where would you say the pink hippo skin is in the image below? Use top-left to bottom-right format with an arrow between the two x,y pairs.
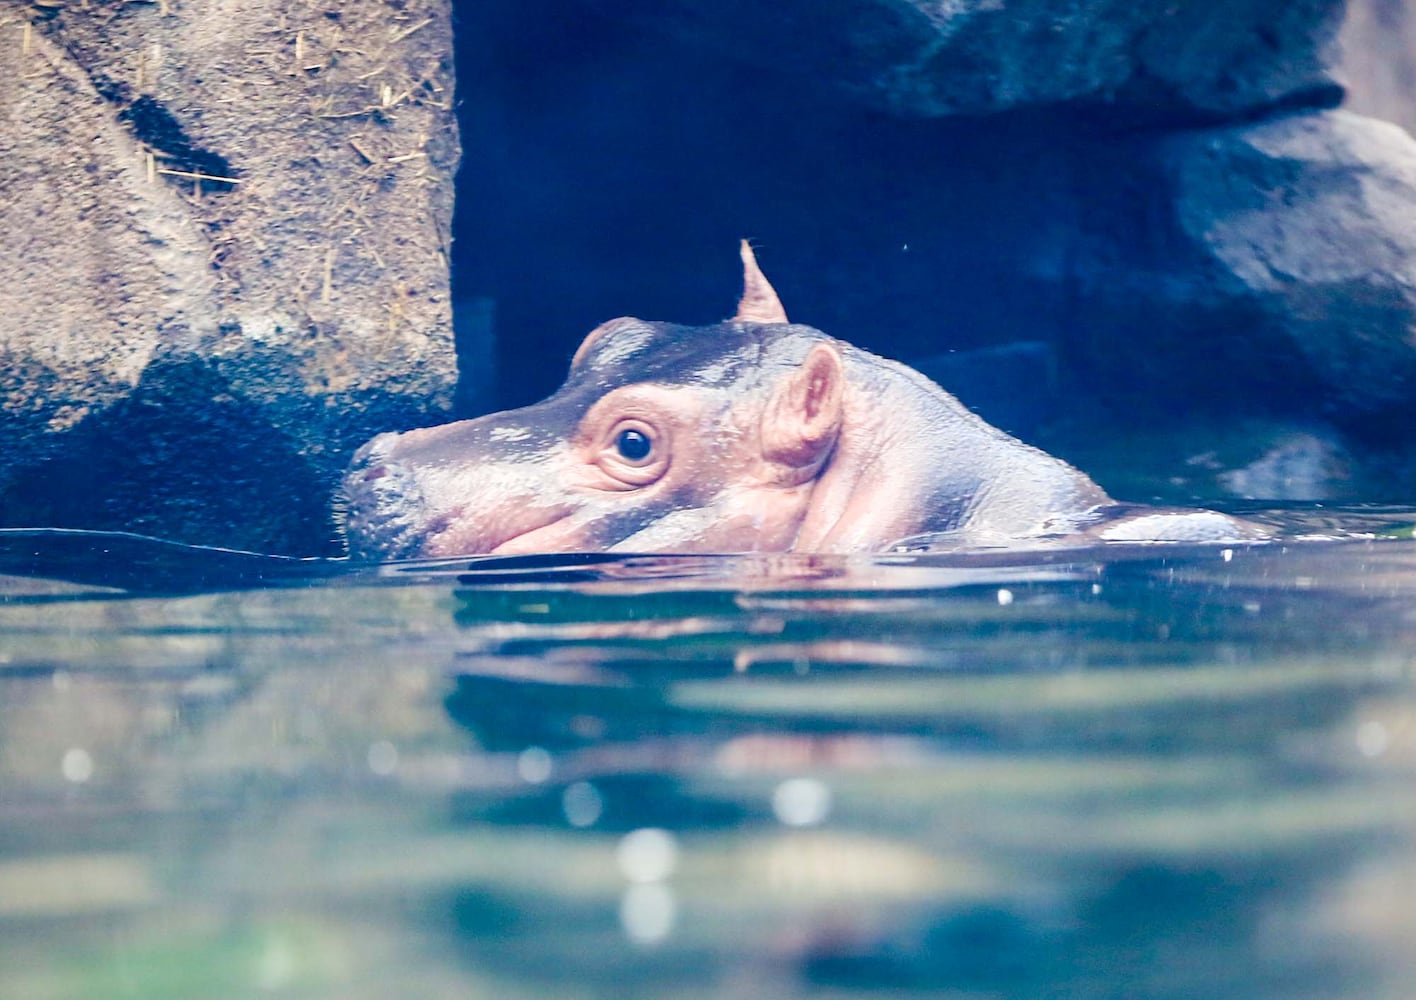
342,243 -> 1259,560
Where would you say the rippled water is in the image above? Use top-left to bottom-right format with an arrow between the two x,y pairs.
1,509 -> 1415,999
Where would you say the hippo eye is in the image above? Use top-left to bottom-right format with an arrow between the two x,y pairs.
595,418 -> 667,489
616,428 -> 653,463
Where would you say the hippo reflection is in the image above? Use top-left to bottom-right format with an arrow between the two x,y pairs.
343,243 -> 1254,560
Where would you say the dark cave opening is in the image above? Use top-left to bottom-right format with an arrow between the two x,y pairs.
447,0 -> 1101,436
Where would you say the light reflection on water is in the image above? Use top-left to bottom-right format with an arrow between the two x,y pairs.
0,510 -> 1413,998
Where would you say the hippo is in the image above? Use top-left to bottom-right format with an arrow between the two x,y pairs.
342,242 -> 1258,560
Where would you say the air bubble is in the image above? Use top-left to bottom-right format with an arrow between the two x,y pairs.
61,747 -> 93,783
772,777 -> 832,827
563,781 -> 603,827
517,746 -> 553,784
617,828 -> 679,884
367,740 -> 399,776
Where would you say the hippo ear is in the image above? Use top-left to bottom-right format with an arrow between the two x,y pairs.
762,343 -> 844,469
571,317 -> 644,370
734,240 -> 789,324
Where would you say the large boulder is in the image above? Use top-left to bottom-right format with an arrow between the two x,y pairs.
1066,109 -> 1416,435
580,0 -> 1346,123
0,0 -> 459,554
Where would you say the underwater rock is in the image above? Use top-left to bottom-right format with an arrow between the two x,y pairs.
578,0 -> 1346,123
1217,430 -> 1354,501
0,1 -> 459,554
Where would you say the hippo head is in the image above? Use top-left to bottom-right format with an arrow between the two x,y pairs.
342,243 -> 850,560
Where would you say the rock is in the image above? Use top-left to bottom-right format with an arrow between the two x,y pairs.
1067,109 -> 1416,433
1040,418 -> 1389,506
1217,431 -> 1354,501
578,0 -> 1346,123
0,26 -> 197,485
1171,111 -> 1416,424
0,2 -> 460,554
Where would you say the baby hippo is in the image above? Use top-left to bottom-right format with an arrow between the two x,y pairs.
342,243 -> 1254,560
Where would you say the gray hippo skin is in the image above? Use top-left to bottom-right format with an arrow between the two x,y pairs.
342,243 -> 1256,560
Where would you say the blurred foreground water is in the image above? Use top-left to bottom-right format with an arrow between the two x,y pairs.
1,509 -> 1415,999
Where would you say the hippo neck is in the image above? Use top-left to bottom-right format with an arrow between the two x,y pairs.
792,346 -> 1110,551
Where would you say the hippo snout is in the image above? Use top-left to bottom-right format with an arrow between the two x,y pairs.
341,440 -> 433,562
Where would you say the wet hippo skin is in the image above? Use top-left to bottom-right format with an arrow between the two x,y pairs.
342,243 -> 1256,560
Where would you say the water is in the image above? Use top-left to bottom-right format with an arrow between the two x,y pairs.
1,511 -> 1415,999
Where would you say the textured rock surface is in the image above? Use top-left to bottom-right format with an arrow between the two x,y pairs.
1066,110 -> 1416,433
0,1 -> 458,553
580,0 -> 1346,123
1169,111 -> 1416,424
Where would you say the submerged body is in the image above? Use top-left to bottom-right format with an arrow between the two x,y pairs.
343,244 -> 1255,561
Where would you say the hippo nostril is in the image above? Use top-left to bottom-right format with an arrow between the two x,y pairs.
340,451 -> 432,562
349,458 -> 416,498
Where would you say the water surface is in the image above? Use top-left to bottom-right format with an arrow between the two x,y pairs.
1,511 -> 1415,999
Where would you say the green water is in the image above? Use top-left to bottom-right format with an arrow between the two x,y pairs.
1,516 -> 1415,999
